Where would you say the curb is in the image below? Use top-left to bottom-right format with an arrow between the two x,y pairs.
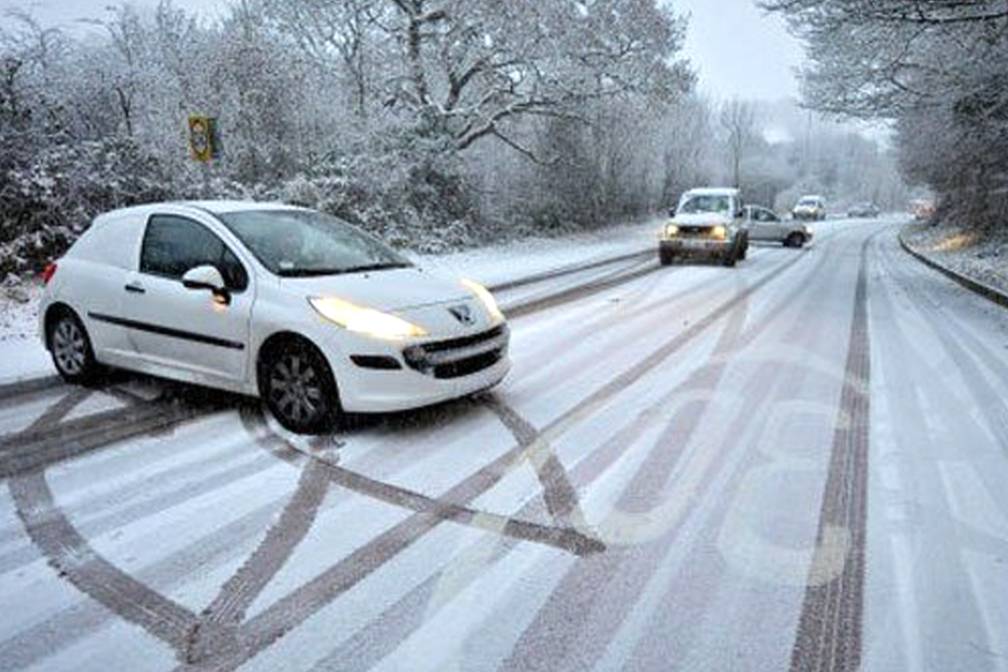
898,228 -> 1008,310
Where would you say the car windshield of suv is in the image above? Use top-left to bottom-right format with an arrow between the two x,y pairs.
218,209 -> 411,277
678,195 -> 731,215
799,198 -> 820,207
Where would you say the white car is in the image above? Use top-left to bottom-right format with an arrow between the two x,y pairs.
39,202 -> 510,433
792,195 -> 827,221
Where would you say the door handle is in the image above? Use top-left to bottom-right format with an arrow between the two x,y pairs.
124,283 -> 146,294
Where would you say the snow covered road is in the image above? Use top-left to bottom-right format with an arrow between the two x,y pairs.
1,219 -> 1007,671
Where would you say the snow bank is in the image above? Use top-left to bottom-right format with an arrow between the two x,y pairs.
902,222 -> 1008,296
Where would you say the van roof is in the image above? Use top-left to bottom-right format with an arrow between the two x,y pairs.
683,188 -> 740,197
91,200 -> 306,225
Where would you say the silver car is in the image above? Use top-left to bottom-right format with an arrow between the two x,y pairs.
744,205 -> 814,249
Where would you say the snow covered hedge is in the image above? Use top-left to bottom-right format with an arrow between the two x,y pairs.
0,131 -> 489,276
0,135 -> 172,277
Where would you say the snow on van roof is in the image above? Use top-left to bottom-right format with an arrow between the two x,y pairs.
178,200 -> 306,214
93,200 -> 306,223
682,188 -> 740,197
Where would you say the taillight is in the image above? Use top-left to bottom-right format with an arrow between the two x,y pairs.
41,262 -> 58,285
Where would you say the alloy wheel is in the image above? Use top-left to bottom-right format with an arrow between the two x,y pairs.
269,353 -> 325,426
52,318 -> 87,376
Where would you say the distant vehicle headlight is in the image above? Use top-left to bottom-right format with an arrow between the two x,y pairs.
711,225 -> 727,240
309,297 -> 428,340
461,279 -> 504,323
665,224 -> 680,237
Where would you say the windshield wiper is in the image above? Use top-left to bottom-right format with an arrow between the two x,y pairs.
276,268 -> 346,278
336,262 -> 412,274
276,262 -> 411,278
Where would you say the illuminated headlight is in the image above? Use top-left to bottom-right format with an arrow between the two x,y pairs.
711,225 -> 727,240
665,224 -> 680,237
309,297 -> 427,340
461,278 -> 504,323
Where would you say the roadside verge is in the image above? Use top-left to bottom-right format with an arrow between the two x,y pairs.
898,226 -> 1008,310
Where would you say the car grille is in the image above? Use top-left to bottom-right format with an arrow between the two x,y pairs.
403,325 -> 509,379
678,226 -> 715,237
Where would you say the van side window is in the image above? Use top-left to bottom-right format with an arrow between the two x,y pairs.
140,215 -> 249,291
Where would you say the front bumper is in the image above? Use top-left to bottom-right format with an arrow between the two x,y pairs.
660,238 -> 734,257
326,324 -> 511,413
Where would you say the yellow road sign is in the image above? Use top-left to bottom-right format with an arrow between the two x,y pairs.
188,115 -> 216,162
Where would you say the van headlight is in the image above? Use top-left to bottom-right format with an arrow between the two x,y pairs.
462,279 -> 504,322
309,297 -> 427,340
711,225 -> 727,240
665,224 -> 680,238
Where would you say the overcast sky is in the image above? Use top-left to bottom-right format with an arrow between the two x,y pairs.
3,0 -> 805,102
675,0 -> 803,101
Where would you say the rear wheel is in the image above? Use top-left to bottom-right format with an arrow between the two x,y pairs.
260,338 -> 341,434
47,309 -> 101,384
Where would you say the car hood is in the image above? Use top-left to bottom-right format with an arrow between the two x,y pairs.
671,212 -> 734,226
278,267 -> 471,312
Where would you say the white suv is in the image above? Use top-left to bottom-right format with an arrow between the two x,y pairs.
39,201 -> 510,433
659,188 -> 749,267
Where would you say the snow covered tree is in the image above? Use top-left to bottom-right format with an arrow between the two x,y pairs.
762,0 -> 1008,229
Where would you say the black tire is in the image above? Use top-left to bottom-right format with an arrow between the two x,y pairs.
47,308 -> 102,384
722,250 -> 737,267
659,248 -> 674,266
260,337 -> 342,434
785,232 -> 805,249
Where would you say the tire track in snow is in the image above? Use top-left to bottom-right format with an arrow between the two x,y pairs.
178,240 -> 810,671
6,391 -> 202,658
497,232 -> 842,672
788,233 -> 873,672
311,237 -> 837,672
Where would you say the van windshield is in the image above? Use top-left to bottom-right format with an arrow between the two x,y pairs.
218,209 -> 411,278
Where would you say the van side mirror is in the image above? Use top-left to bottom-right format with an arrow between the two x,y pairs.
668,209 -> 676,218
182,265 -> 225,291
182,265 -> 230,304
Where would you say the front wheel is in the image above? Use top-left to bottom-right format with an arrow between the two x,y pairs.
659,248 -> 674,266
738,232 -> 749,260
785,232 -> 806,249
261,339 -> 341,435
47,309 -> 102,384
